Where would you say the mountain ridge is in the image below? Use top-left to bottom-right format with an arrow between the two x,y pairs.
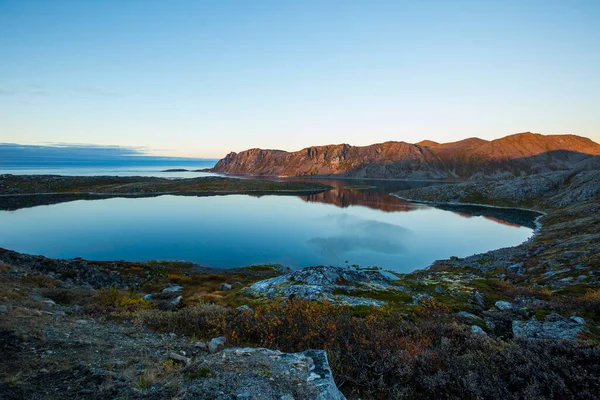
211,132 -> 600,180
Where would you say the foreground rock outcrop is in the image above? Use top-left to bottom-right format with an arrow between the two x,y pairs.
183,348 -> 345,400
244,265 -> 405,306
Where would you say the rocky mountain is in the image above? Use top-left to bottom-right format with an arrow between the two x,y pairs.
211,132 -> 600,179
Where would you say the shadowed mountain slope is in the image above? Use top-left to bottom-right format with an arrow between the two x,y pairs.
212,132 -> 600,180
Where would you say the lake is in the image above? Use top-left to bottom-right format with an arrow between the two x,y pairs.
0,177 -> 538,273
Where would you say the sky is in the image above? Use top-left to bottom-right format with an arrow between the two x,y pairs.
1,0 -> 599,158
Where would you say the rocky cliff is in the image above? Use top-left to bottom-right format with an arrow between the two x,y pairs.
212,132 -> 600,179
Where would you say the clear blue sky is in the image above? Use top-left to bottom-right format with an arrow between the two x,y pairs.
1,0 -> 598,157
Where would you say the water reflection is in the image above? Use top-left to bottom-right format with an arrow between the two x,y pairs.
307,214 -> 410,258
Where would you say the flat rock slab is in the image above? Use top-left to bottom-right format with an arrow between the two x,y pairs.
184,347 -> 345,400
245,265 -> 401,306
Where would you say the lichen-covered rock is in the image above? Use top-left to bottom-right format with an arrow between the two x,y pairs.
219,283 -> 232,291
495,300 -> 514,311
471,325 -> 487,336
162,285 -> 184,293
512,313 -> 586,340
183,347 -> 346,400
244,265 -> 402,306
412,293 -> 433,305
208,336 -> 226,354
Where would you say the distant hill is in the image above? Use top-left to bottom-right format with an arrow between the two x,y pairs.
211,132 -> 600,180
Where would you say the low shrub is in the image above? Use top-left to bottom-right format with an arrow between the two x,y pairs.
133,302 -> 227,338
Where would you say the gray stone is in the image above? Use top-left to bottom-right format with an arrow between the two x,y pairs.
168,351 -> 192,366
220,283 -> 232,291
245,265 -> 400,306
142,294 -> 153,301
162,285 -> 184,293
470,325 -> 487,336
160,295 -> 182,311
472,291 -> 486,308
208,336 -> 227,354
411,293 -> 433,305
194,341 -> 208,351
237,305 -> 254,313
182,347 -> 345,399
495,300 -> 514,311
457,311 -> 482,320
512,314 -> 586,340
570,315 -> 586,325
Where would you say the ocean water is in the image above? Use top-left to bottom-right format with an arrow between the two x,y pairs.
0,159 -> 219,178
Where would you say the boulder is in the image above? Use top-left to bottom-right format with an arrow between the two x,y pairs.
411,293 -> 433,305
194,341 -> 208,351
457,311 -> 482,321
471,325 -> 487,336
512,313 -> 586,340
157,295 -> 182,311
208,336 -> 227,354
219,283 -> 232,291
495,300 -> 514,311
162,285 -> 184,293
168,351 -> 192,366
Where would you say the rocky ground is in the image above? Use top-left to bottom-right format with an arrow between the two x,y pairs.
0,261 -> 344,400
0,170 -> 599,399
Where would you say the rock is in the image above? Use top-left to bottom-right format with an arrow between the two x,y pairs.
245,265 -> 400,306
507,262 -> 524,272
472,291 -> 486,308
68,305 -> 85,315
471,325 -> 487,336
157,295 -> 182,311
571,315 -> 586,325
457,311 -> 482,320
237,305 -> 254,313
411,293 -> 433,305
495,300 -> 514,311
183,347 -> 345,399
512,313 -> 586,340
162,285 -> 184,293
194,341 -> 208,351
208,336 -> 227,354
168,351 -> 192,366
219,283 -> 232,291
143,294 -> 153,301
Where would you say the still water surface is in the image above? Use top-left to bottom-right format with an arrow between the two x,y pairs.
0,179 -> 537,273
